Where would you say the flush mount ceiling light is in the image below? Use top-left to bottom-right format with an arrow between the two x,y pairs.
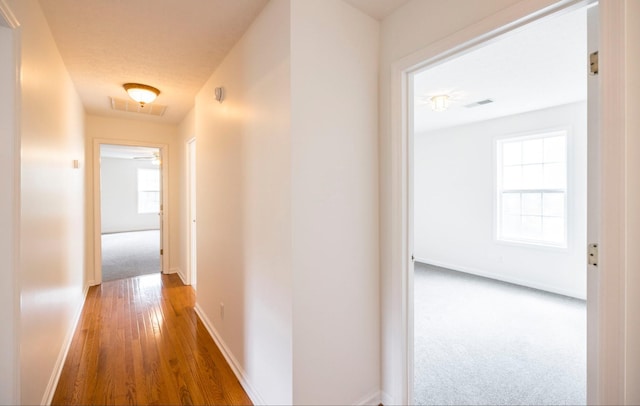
123,83 -> 160,106
430,94 -> 450,112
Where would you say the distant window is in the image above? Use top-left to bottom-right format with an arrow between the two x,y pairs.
138,168 -> 160,214
496,131 -> 567,247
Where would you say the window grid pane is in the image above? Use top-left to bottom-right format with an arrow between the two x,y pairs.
498,132 -> 567,246
138,168 -> 160,213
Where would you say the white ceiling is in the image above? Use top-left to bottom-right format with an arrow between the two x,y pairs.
343,0 -> 410,20
38,0 -> 270,124
100,144 -> 159,160
413,7 -> 587,134
38,0 -> 408,125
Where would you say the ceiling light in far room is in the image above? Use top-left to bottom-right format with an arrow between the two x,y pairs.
430,94 -> 450,112
123,83 -> 160,107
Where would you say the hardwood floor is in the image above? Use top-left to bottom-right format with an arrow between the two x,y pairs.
52,273 -> 252,406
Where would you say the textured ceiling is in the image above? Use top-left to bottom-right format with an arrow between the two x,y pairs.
38,0 -> 408,125
101,144 -> 159,160
413,7 -> 587,133
38,0 -> 270,124
343,0 -> 410,20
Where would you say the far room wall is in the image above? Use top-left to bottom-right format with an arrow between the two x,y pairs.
100,157 -> 160,233
414,101 -> 587,299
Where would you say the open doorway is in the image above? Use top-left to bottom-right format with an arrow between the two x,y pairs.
409,4 -> 592,405
93,141 -> 169,283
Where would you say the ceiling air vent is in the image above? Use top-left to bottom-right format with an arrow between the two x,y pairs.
464,99 -> 494,108
110,97 -> 167,117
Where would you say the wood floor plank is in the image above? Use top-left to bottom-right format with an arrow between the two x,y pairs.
52,273 -> 252,405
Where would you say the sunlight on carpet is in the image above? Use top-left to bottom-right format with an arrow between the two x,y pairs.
102,230 -> 160,282
414,263 -> 586,405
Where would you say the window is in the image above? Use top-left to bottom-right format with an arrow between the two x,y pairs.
138,168 -> 160,214
497,131 -> 567,247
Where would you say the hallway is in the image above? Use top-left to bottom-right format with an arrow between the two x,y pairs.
51,274 -> 251,405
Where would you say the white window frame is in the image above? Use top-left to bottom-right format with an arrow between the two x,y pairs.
137,167 -> 160,214
496,130 -> 569,248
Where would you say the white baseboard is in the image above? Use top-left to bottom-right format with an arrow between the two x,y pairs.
415,257 -> 584,299
380,391 -> 393,406
354,389 -> 382,405
41,285 -> 90,405
174,268 -> 188,285
194,304 -> 266,405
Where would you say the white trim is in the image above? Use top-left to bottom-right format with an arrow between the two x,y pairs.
0,0 -> 19,28
193,304 -> 266,406
380,391 -> 393,406
0,1 -> 20,403
415,258 -> 584,299
389,0 -> 598,404
596,1 -> 626,403
92,139 -> 170,284
175,268 -> 187,285
353,390 -> 381,406
41,285 -> 90,406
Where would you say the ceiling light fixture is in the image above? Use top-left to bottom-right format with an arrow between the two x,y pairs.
430,95 -> 450,112
123,83 -> 160,106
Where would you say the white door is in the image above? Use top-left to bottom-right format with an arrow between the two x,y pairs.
0,17 -> 19,406
188,138 -> 197,288
585,3 -> 599,404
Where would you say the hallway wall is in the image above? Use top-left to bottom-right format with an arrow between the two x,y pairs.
290,1 -> 379,403
192,1 -> 379,404
193,1 -> 293,402
4,1 -> 86,404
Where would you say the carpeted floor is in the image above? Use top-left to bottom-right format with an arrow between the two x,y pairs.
414,263 -> 586,405
101,230 -> 161,282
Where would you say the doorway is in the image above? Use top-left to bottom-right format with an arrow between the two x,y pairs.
93,140 -> 169,284
401,2 -> 597,405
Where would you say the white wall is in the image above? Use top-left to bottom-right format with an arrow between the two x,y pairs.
192,1 -> 379,403
4,1 -> 87,404
100,157 -> 160,233
85,115 -> 181,282
0,16 -> 18,406
193,1 -> 293,403
290,1 -> 379,404
414,102 -> 587,299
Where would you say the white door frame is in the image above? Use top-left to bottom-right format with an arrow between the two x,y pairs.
0,1 -> 20,403
390,0 -> 627,404
92,139 -> 170,284
187,137 -> 197,288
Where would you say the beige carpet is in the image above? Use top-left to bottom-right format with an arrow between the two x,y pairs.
414,263 -> 586,405
101,230 -> 160,282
